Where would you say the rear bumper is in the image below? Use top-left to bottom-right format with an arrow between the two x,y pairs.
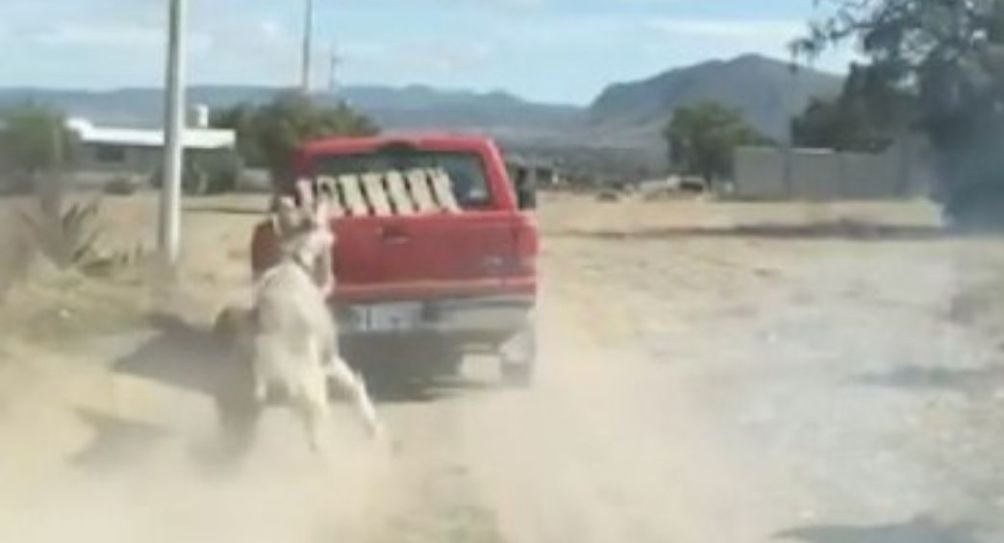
334,295 -> 534,344
334,277 -> 536,304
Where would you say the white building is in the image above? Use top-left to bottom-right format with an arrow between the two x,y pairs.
65,115 -> 237,191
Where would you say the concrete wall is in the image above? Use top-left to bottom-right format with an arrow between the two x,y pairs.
734,140 -> 935,200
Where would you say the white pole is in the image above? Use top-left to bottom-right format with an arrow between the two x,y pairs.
301,0 -> 314,93
159,0 -> 187,268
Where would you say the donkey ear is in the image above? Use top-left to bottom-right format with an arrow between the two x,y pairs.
272,195 -> 298,235
313,199 -> 330,227
295,178 -> 315,215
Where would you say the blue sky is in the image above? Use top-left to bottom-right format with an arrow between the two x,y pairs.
0,0 -> 856,104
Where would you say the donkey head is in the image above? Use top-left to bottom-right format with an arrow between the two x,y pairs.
271,180 -> 336,293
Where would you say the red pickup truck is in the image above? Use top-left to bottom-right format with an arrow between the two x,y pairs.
251,134 -> 540,385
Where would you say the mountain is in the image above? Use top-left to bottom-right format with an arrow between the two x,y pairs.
0,86 -> 283,127
338,85 -> 582,141
0,85 -> 582,142
589,54 -> 842,144
0,54 -> 843,165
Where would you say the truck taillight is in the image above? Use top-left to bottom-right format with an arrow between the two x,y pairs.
511,215 -> 539,276
512,253 -> 536,274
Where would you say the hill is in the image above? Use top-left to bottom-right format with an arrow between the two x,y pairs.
589,54 -> 842,144
338,85 -> 582,141
0,85 -> 581,142
0,54 -> 844,177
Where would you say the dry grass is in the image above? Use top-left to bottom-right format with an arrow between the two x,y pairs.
540,191 -> 944,236
0,195 -> 154,352
2,191 -> 1004,543
0,191 -> 993,363
0,192 -> 963,352
0,192 -> 267,359
0,263 -> 148,350
948,274 -> 1004,337
0,206 -> 35,303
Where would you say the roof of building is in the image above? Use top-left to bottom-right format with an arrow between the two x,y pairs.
66,118 -> 236,150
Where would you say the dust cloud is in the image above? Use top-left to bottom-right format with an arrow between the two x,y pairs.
2,194 -> 1004,543
0,350 -> 395,543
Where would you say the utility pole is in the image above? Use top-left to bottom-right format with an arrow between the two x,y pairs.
159,0 -> 187,269
301,0 -> 315,93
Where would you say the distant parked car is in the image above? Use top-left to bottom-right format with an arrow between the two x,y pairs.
679,176 -> 708,193
104,176 -> 141,196
597,190 -> 621,202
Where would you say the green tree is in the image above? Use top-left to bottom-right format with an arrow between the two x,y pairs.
663,102 -> 767,185
0,105 -> 101,269
793,0 -> 1004,225
0,105 -> 77,192
0,104 -> 79,203
792,63 -> 914,152
211,103 -> 264,170
212,92 -> 379,181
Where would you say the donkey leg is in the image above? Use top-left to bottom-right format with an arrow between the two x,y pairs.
325,355 -> 383,439
292,364 -> 332,453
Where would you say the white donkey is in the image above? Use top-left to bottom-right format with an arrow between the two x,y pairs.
218,183 -> 382,451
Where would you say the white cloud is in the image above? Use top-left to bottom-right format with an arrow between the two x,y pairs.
642,17 -> 858,75
28,22 -> 216,57
30,23 -> 164,48
645,18 -> 804,42
0,1 -> 852,102
401,42 -> 497,76
336,39 -> 497,84
352,0 -> 543,7
258,19 -> 286,43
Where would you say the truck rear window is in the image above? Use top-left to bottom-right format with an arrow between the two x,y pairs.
312,150 -> 492,209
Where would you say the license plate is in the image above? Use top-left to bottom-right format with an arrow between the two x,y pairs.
355,302 -> 424,332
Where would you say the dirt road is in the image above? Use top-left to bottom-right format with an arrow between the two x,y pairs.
2,194 -> 1004,543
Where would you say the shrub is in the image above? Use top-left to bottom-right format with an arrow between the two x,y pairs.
19,198 -> 102,269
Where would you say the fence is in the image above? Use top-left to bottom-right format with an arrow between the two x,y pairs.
734,140 -> 937,200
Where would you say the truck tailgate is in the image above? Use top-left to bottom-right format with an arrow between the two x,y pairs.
334,210 -> 531,303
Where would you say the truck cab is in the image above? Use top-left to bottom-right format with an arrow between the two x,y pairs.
251,134 -> 539,385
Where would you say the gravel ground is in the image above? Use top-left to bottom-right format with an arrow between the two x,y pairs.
1,193 -> 1003,543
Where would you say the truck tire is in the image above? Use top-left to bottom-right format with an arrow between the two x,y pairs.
501,321 -> 537,387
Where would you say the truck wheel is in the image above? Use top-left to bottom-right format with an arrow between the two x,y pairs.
501,322 -> 536,387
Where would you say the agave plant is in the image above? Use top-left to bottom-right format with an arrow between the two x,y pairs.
19,198 -> 103,270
